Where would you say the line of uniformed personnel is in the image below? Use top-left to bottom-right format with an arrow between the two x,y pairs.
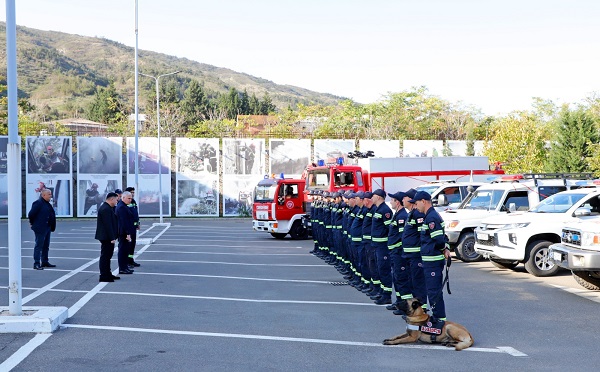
308,188 -> 451,320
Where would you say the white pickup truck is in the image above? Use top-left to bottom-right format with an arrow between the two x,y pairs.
549,220 -> 600,290
441,173 -> 594,262
474,188 -> 600,277
415,180 -> 483,212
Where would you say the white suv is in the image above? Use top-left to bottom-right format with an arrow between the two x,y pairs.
474,188 -> 600,277
415,181 -> 483,212
441,173 -> 594,262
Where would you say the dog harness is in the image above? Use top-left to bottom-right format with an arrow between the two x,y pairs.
407,319 -> 446,342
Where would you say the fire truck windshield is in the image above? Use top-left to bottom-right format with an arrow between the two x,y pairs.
307,170 -> 330,190
254,184 -> 278,202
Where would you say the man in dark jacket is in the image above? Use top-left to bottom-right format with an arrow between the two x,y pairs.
95,192 -> 120,282
28,189 -> 56,270
125,186 -> 141,268
115,191 -> 136,274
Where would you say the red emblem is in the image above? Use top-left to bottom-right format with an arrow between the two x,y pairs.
429,222 -> 436,230
398,219 -> 404,224
285,200 -> 294,209
385,213 -> 391,219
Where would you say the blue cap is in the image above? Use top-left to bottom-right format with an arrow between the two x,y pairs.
355,191 -> 365,199
388,191 -> 406,201
409,190 -> 432,203
332,192 -> 341,198
372,189 -> 386,198
405,188 -> 417,200
363,191 -> 373,199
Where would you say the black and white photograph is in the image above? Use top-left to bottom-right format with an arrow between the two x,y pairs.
269,139 -> 311,177
177,178 -> 219,216
313,139 -> 355,165
77,137 -> 122,174
176,138 -> 219,175
26,136 -> 72,174
25,177 -> 72,217
0,136 -> 7,174
127,137 -> 171,175
359,140 -> 400,158
402,140 -> 444,157
77,178 -> 120,217
222,138 -> 264,175
223,175 -> 261,217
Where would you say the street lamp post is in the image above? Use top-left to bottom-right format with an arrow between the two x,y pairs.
139,71 -> 179,223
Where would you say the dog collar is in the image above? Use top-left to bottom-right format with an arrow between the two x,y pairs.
406,324 -> 420,331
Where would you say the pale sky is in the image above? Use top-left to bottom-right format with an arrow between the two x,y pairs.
1,0 -> 599,116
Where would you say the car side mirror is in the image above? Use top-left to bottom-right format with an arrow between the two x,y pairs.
437,194 -> 448,206
508,203 -> 516,213
574,207 -> 591,217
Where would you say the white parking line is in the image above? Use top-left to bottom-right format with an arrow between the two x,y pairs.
550,284 -> 600,303
60,324 -> 527,357
0,334 -> 53,371
137,259 -> 328,267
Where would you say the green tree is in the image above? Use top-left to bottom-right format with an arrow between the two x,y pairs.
259,92 -> 276,115
240,89 -> 251,115
483,112 -> 549,174
180,80 -> 208,129
249,93 -> 260,115
547,107 -> 599,173
85,83 -> 125,124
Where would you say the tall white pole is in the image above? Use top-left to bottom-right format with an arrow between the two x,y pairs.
140,71 -> 179,223
134,0 -> 139,193
6,0 -> 22,315
156,78 -> 163,223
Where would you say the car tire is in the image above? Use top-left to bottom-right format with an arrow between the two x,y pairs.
572,271 -> 600,291
455,232 -> 482,262
270,233 -> 287,239
490,259 -> 519,270
524,240 -> 560,277
289,220 -> 308,240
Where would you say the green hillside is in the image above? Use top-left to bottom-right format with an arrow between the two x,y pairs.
0,23 -> 344,120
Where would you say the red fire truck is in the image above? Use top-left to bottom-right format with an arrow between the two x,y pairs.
252,156 -> 504,239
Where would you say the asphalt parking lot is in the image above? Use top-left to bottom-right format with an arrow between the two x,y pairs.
1,219 -> 599,371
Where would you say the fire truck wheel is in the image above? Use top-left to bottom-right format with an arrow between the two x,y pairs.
455,233 -> 482,262
571,271 -> 600,291
524,240 -> 560,277
289,220 -> 309,240
270,233 -> 287,239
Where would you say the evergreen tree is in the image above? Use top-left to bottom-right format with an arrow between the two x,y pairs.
259,92 -> 276,115
181,80 -> 208,128
548,107 -> 598,173
249,93 -> 260,115
240,89 -> 250,115
85,83 -> 125,124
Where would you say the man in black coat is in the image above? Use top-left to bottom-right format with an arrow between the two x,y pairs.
115,191 -> 136,274
125,186 -> 141,268
28,189 -> 56,270
95,192 -> 120,282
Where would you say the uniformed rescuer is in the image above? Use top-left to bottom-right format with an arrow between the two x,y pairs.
411,190 -> 451,320
370,188 -> 394,305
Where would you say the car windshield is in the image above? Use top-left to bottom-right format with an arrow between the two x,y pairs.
529,193 -> 587,213
416,185 -> 440,195
254,184 -> 278,202
460,189 -> 505,210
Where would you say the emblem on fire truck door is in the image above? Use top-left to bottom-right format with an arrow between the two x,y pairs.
286,200 -> 294,209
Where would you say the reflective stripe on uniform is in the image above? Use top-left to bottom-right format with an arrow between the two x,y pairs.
362,235 -> 372,240
388,242 -> 402,249
422,254 -> 445,261
403,247 -> 421,253
372,237 -> 388,242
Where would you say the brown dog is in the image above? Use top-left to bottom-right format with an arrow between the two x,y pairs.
383,298 -> 474,351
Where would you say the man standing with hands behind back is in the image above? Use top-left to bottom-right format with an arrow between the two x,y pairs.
28,188 -> 56,270
115,191 -> 136,275
95,192 -> 119,282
